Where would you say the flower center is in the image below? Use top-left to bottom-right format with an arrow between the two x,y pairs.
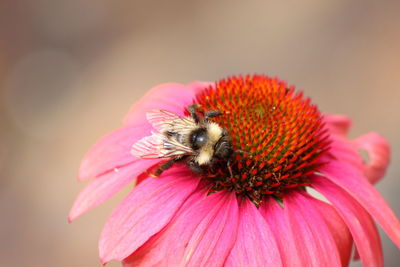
193,75 -> 330,205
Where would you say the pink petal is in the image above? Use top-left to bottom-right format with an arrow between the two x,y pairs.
123,83 -> 199,126
323,114 -> 352,137
284,191 -> 342,267
79,124 -> 152,180
225,199 -> 282,267
260,197 -> 303,266
69,158 -> 159,222
327,128 -> 390,185
169,192 -> 239,267
312,176 -> 383,267
99,166 -> 200,263
306,194 -> 353,266
319,159 -> 400,248
353,132 -> 390,184
122,189 -> 209,267
124,190 -> 239,267
329,137 -> 364,171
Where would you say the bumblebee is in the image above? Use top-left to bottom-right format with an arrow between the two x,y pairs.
131,105 -> 233,176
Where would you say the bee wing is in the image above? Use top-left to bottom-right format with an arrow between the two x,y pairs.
131,132 -> 195,159
146,110 -> 195,133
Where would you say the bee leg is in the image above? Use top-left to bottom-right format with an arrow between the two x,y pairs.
204,110 -> 222,120
188,160 -> 203,173
188,105 -> 200,123
153,158 -> 178,177
227,159 -> 234,179
235,149 -> 252,157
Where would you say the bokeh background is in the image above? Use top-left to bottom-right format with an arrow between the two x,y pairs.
0,0 -> 399,266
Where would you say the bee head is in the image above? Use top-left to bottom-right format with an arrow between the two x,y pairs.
190,128 -> 208,150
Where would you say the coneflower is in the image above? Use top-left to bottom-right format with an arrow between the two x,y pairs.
70,75 -> 399,267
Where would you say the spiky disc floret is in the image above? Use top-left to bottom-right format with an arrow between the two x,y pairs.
194,75 -> 331,205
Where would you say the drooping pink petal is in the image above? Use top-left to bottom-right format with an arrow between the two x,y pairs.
99,166 -> 200,264
169,192 -> 238,267
353,132 -> 390,184
262,195 -> 344,267
260,197 -> 303,267
324,114 -> 352,137
123,83 -> 199,126
312,175 -> 383,267
306,193 -> 353,266
225,199 -> 282,267
79,123 -> 152,180
284,191 -> 342,267
319,159 -> 400,247
123,190 -> 239,267
69,158 -> 159,222
122,189 -> 209,267
329,137 -> 364,172
327,125 -> 390,185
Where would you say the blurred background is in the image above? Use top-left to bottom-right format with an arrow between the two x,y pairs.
0,0 -> 399,266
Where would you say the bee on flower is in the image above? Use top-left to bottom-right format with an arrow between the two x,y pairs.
131,106 -> 234,177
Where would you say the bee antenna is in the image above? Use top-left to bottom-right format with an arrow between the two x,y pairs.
188,104 -> 200,123
204,110 -> 222,121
